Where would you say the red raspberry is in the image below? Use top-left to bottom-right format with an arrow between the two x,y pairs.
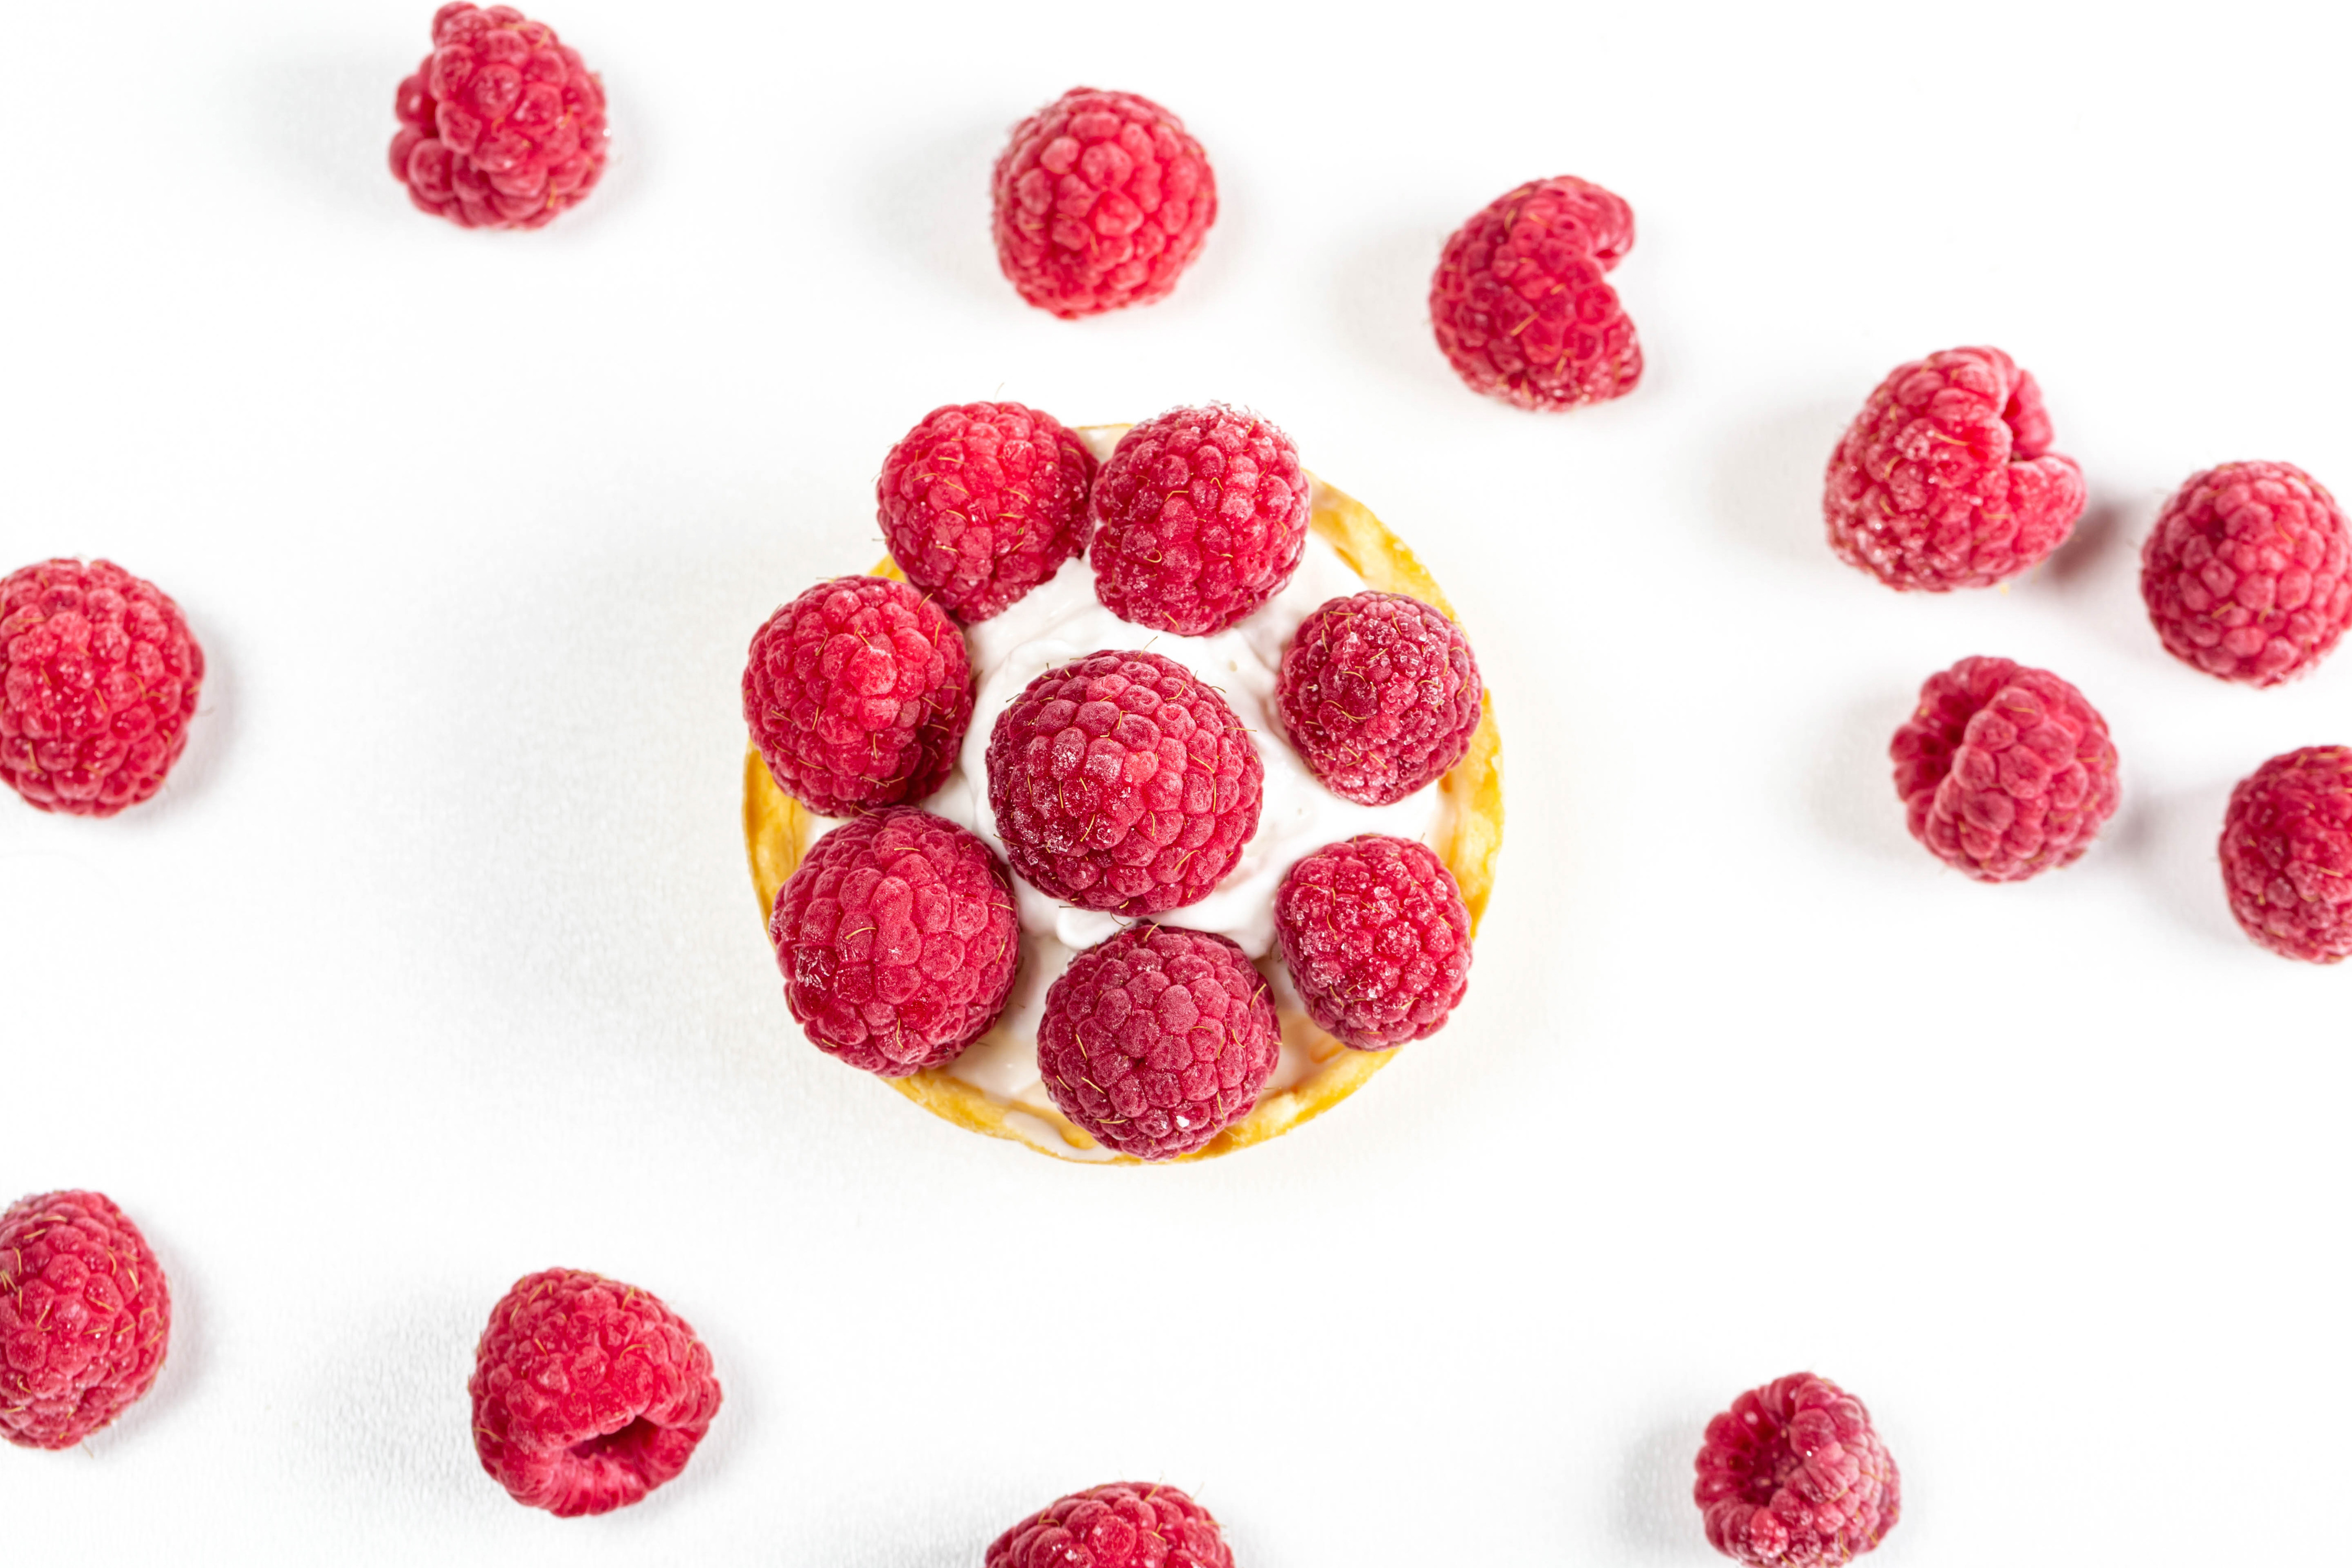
990,88 -> 1216,319
988,1481 -> 1234,1568
877,402 -> 1098,622
985,650 -> 1263,915
769,808 -> 1020,1075
1090,405 -> 1310,636
390,4 -> 608,230
1429,176 -> 1643,411
469,1267 -> 722,1517
2219,745 -> 2352,963
2140,462 -> 2352,686
1275,835 -> 1472,1050
1825,347 -> 2085,590
743,577 -> 974,818
0,1191 -> 171,1450
1277,591 -> 1482,805
1890,656 -> 2119,883
1,558 -> 204,817
1695,1373 -> 1900,1567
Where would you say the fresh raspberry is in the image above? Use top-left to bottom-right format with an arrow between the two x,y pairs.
469,1267 -> 722,1517
743,577 -> 974,818
990,88 -> 1217,319
985,650 -> 1263,915
2219,745 -> 2352,963
1429,176 -> 1643,411
390,4 -> 608,230
988,1481 -> 1234,1568
0,1191 -> 171,1450
877,402 -> 1098,622
1090,405 -> 1309,636
1277,591 -> 1482,805
1695,1373 -> 1900,1567
2140,462 -> 2352,686
1825,346 -> 2086,590
1,558 -> 204,817
1275,835 -> 1471,1051
1890,656 -> 2119,883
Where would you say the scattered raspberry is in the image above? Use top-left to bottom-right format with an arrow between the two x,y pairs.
1278,591 -> 1482,805
1,558 -> 204,817
743,576 -> 974,818
985,650 -> 1262,915
1890,656 -> 2119,883
1275,835 -> 1471,1050
991,88 -> 1216,319
877,402 -> 1098,622
2219,745 -> 2352,963
1429,176 -> 1642,411
2140,462 -> 2352,686
1824,347 -> 2084,590
0,1191 -> 171,1450
390,4 -> 608,230
469,1267 -> 722,1517
988,1481 -> 1235,1568
1090,405 -> 1309,636
1694,1372 -> 1900,1567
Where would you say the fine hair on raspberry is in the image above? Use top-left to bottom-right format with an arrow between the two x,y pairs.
2219,745 -> 2352,963
1276,834 -> 1472,1050
1429,175 -> 1642,410
1694,1372 -> 1900,1566
988,1480 -> 1235,1568
0,1190 -> 172,1450
877,401 -> 1098,622
1277,590 -> 1482,805
2140,461 -> 2352,686
390,4 -> 608,230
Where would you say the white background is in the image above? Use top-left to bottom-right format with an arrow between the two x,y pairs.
5,1 -> 2349,1562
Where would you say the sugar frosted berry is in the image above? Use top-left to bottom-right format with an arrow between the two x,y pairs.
0,1191 -> 171,1450
988,1481 -> 1235,1568
469,1267 -> 722,1517
390,3 -> 608,230
877,402 -> 1097,622
2219,745 -> 2352,963
991,88 -> 1216,319
1695,1373 -> 1899,1567
743,577 -> 974,818
1825,346 -> 2085,590
1276,835 -> 1471,1050
1278,590 -> 1481,805
2141,462 -> 2352,686
1890,656 -> 2118,882
1,558 -> 204,817
1429,176 -> 1642,410
1090,405 -> 1309,636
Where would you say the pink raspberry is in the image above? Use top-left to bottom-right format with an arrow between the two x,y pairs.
390,4 -> 608,230
1695,1373 -> 1900,1567
1090,405 -> 1309,636
988,1481 -> 1234,1568
985,649 -> 1263,915
2219,745 -> 2352,963
1825,346 -> 2086,590
1277,590 -> 1482,805
1037,923 -> 1279,1161
2140,461 -> 2352,686
991,88 -> 1216,319
877,402 -> 1098,622
469,1267 -> 722,1517
1429,176 -> 1642,411
743,577 -> 974,818
1275,835 -> 1471,1050
1,558 -> 204,817
1890,656 -> 2119,883
0,1190 -> 171,1450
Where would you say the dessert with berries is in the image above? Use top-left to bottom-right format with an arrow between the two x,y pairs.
988,1481 -> 1232,1568
0,1190 -> 172,1449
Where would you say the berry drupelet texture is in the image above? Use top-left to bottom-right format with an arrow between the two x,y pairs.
1694,1373 -> 1900,1567
877,402 -> 1098,622
1429,175 -> 1642,410
2141,462 -> 2352,686
2219,745 -> 2352,963
1277,590 -> 1482,805
391,3 -> 607,230
1090,405 -> 1310,636
0,1190 -> 171,1450
988,1481 -> 1235,1568
1276,835 -> 1472,1050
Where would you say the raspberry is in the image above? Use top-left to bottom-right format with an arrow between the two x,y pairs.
1694,1373 -> 1900,1567
987,1481 -> 1234,1568
990,88 -> 1217,319
1890,656 -> 2119,883
1825,346 -> 2086,590
743,576 -> 974,818
1275,835 -> 1471,1050
469,1267 -> 722,1517
1428,176 -> 1643,411
986,650 -> 1263,915
1277,591 -> 1482,805
1,558 -> 204,817
877,402 -> 1098,622
1090,405 -> 1310,636
390,4 -> 608,230
0,1191 -> 171,1450
2219,745 -> 2352,963
769,808 -> 1020,1075
2140,462 -> 2352,686
1039,923 -> 1278,1160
